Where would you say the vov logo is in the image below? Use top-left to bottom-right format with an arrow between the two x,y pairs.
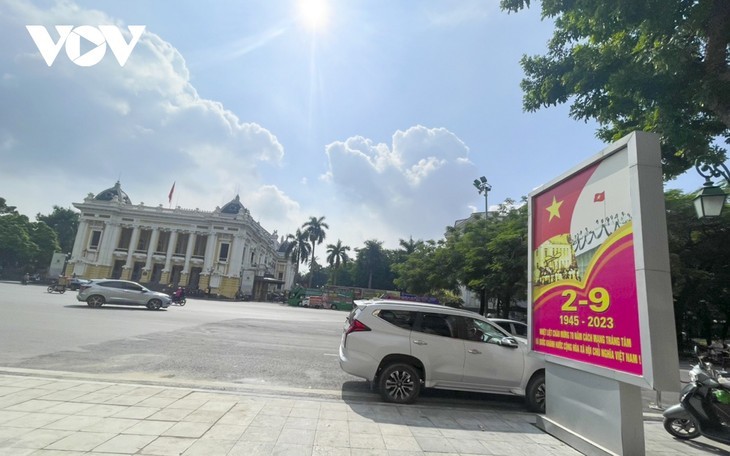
26,25 -> 145,67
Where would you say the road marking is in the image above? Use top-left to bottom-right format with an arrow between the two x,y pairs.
323,353 -> 338,357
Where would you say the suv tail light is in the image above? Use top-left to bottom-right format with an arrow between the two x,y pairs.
345,319 -> 371,335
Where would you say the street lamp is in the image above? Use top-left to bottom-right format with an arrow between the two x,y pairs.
693,162 -> 729,219
473,176 -> 491,219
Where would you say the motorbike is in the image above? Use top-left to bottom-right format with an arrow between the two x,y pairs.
47,282 -> 66,294
171,295 -> 186,306
663,346 -> 730,444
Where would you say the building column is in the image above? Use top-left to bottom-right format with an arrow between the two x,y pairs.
202,232 -> 217,273
73,220 -> 90,257
182,232 -> 195,273
144,229 -> 160,270
229,234 -> 245,277
124,227 -> 141,268
164,231 -> 178,272
100,223 -> 121,265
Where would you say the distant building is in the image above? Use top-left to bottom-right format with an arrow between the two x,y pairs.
67,182 -> 294,299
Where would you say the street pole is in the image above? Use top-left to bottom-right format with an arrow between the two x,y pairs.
473,176 -> 492,315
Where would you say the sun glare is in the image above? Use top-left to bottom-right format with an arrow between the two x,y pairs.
298,0 -> 329,31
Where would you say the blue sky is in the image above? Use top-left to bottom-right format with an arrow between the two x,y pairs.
0,0 -> 701,255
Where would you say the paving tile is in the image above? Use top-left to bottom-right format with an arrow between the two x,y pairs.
135,396 -> 179,409
313,447 -> 352,456
182,409 -> 225,423
43,414 -> 103,431
201,423 -> 247,440
315,430 -> 349,448
0,410 -> 28,425
104,394 -> 146,406
43,401 -> 94,415
3,412 -> 66,429
162,421 -> 211,438
241,425 -> 282,443
75,404 -> 128,417
228,441 -> 275,456
44,431 -> 115,451
251,414 -> 287,429
139,436 -> 195,455
0,425 -> 34,442
382,434 -> 420,452
5,400 -> 60,413
0,387 -> 25,398
181,438 -> 237,455
84,417 -> 139,433
37,390 -> 89,402
285,417 -> 318,430
0,447 -> 36,455
112,406 -> 159,419
277,427 -> 315,446
413,435 -> 456,453
317,419 -> 348,432
0,428 -> 72,449
348,433 -> 385,450
271,442 -> 313,456
197,400 -> 236,412
92,433 -> 157,454
121,419 -> 175,436
147,407 -> 193,421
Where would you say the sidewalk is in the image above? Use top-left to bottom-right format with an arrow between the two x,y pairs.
0,373 -> 727,456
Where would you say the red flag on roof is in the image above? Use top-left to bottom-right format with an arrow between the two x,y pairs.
594,191 -> 605,202
168,182 -> 175,204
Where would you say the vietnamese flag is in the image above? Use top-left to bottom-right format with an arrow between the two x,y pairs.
532,164 -> 598,249
168,182 -> 175,204
594,191 -> 606,202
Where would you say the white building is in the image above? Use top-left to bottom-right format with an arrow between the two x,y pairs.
67,182 -> 294,299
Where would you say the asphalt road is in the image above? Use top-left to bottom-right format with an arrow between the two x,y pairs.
0,281 -> 683,413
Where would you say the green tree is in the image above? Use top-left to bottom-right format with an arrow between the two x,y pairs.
36,206 -> 79,254
500,0 -> 730,178
302,216 -> 329,287
28,221 -> 60,273
0,197 -> 18,215
0,213 -> 35,274
665,189 -> 730,346
284,229 -> 311,283
353,239 -> 394,290
326,239 -> 350,286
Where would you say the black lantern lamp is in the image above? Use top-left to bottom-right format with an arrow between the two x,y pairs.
693,162 -> 729,219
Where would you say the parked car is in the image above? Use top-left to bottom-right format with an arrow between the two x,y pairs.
339,299 -> 545,412
489,318 -> 529,341
77,279 -> 172,310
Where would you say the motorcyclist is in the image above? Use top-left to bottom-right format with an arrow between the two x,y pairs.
173,287 -> 186,302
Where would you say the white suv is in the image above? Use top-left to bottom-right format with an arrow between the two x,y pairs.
339,300 -> 545,412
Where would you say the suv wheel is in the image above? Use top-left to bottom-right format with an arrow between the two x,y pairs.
526,372 -> 545,413
146,299 -> 162,311
86,295 -> 104,308
378,363 -> 421,404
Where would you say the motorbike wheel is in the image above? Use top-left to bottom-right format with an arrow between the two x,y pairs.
47,286 -> 54,293
663,417 -> 700,440
178,298 -> 186,306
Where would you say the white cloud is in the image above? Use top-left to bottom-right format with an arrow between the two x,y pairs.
0,1 -> 285,218
324,125 -> 479,248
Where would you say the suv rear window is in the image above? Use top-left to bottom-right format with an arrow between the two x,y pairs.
374,309 -> 416,330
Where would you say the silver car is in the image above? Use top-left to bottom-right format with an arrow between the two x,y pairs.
339,300 -> 545,412
77,279 -> 172,310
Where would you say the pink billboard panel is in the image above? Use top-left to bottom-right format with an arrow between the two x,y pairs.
530,149 -> 643,376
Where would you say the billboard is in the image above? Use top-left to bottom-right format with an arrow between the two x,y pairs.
531,149 -> 642,374
528,132 -> 678,390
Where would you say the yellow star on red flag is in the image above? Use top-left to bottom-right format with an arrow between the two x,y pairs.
546,196 -> 563,222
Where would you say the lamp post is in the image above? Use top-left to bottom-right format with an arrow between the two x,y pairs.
693,162 -> 729,219
472,176 -> 491,316
473,176 -> 491,219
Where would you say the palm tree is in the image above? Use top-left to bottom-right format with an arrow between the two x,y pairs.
302,216 -> 329,287
284,229 -> 311,282
357,239 -> 383,289
398,236 -> 423,255
326,240 -> 350,286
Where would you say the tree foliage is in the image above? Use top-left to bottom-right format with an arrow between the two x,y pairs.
500,0 -> 730,178
665,189 -> 730,345
0,198 -> 60,277
326,239 -> 350,286
36,206 -> 79,254
302,216 -> 329,287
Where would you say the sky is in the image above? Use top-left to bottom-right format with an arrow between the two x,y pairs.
0,0 -> 703,258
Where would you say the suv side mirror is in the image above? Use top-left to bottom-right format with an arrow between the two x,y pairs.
500,337 -> 519,349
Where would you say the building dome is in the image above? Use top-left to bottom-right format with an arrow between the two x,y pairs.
221,195 -> 245,214
94,181 -> 132,204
